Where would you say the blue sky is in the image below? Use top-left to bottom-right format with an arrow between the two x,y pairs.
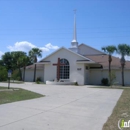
0,0 -> 130,59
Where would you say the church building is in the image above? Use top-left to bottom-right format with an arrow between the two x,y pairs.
23,14 -> 130,85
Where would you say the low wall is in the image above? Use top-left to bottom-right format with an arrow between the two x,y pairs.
46,80 -> 76,85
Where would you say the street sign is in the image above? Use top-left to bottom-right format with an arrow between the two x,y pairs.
8,70 -> 12,77
7,70 -> 12,89
8,73 -> 12,77
8,70 -> 12,73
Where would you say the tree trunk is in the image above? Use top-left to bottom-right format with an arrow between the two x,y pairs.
108,55 -> 112,86
23,66 -> 26,81
33,64 -> 36,82
121,64 -> 125,86
109,61 -> 111,86
18,67 -> 22,81
120,55 -> 125,86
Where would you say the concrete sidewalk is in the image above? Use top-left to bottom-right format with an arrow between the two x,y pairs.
0,83 -> 123,130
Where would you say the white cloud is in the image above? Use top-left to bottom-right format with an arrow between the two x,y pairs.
40,47 -> 49,52
8,41 -> 36,52
125,56 -> 130,61
0,51 -> 4,59
7,41 -> 59,53
45,43 -> 59,50
115,54 -> 130,61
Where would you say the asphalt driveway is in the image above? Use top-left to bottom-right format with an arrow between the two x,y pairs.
0,83 -> 123,130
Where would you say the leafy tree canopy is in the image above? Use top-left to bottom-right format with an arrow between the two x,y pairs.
117,44 -> 130,56
29,48 -> 42,63
102,45 -> 117,55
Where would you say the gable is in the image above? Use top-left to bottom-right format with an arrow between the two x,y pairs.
40,47 -> 94,63
78,43 -> 105,56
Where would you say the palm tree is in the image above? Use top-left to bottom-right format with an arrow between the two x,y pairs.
29,48 -> 42,82
11,51 -> 27,81
117,44 -> 130,86
21,56 -> 30,81
102,46 -> 117,85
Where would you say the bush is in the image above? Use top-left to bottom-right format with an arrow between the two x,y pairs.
75,82 -> 78,86
36,77 -> 41,82
36,77 -> 41,84
101,78 -> 109,86
0,66 -> 7,81
36,81 -> 40,84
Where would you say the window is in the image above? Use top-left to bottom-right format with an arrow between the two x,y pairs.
60,59 -> 69,79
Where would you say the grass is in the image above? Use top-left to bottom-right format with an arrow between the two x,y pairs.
0,86 -> 44,105
35,81 -> 45,84
102,88 -> 130,130
89,85 -> 130,89
1,80 -> 24,84
0,87 -> 8,89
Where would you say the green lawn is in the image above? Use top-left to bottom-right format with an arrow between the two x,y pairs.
102,88 -> 130,130
0,87 -> 44,105
1,80 -> 24,84
0,87 -> 8,89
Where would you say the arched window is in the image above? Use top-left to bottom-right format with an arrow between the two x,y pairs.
60,59 -> 69,79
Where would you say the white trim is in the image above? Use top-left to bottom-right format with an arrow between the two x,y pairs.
39,47 -> 63,62
39,47 -> 95,63
89,68 -> 130,70
35,62 -> 51,65
76,61 -> 95,64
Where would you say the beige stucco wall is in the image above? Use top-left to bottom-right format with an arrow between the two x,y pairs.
44,48 -> 85,85
84,65 -> 90,85
89,69 -> 130,85
89,70 -> 108,85
115,70 -> 130,85
23,69 -> 44,82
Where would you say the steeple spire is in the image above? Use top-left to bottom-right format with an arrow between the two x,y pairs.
70,9 -> 79,53
72,9 -> 77,42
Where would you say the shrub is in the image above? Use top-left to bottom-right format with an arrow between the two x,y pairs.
101,78 -> 109,86
36,77 -> 41,84
75,82 -> 78,86
36,81 -> 40,84
0,66 -> 7,81
36,77 -> 41,82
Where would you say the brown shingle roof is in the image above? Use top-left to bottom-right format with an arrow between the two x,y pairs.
86,55 -> 130,69
25,64 -> 44,70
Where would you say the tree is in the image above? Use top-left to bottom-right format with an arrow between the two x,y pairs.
21,55 -> 30,81
0,60 -> 4,66
0,66 -> 7,81
29,48 -> 42,82
117,44 -> 130,86
102,45 -> 117,85
2,51 -> 32,81
11,51 -> 27,80
2,52 -> 13,71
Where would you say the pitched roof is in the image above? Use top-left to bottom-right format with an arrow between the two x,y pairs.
40,47 -> 94,62
86,55 -> 130,69
25,64 -> 44,70
78,43 -> 105,55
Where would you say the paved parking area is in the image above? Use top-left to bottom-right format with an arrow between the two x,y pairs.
0,83 -> 123,130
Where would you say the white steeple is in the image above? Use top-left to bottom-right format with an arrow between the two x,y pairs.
72,11 -> 77,42
70,9 -> 79,53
